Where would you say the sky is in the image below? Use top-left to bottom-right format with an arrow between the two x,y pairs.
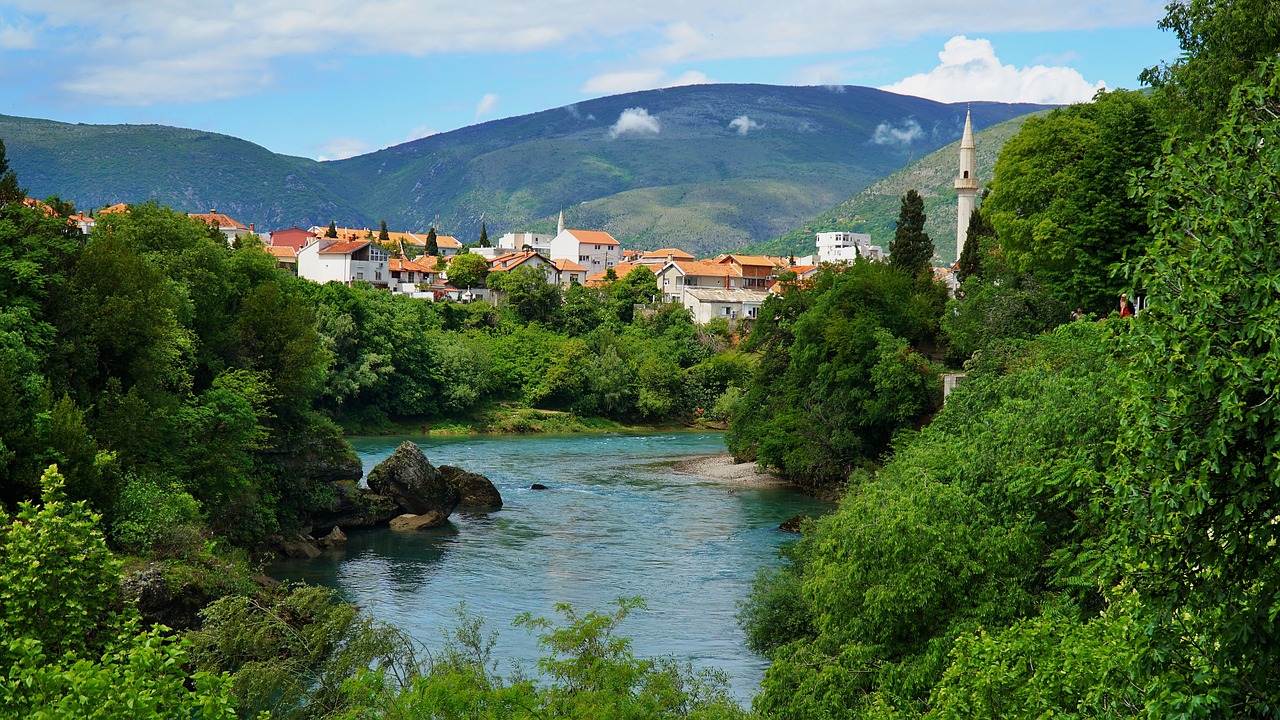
0,1 -> 1181,161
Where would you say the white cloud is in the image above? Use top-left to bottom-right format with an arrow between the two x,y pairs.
609,108 -> 661,139
581,68 -> 710,96
0,21 -> 37,50
4,1 -> 1155,106
880,35 -> 1104,104
475,93 -> 499,119
729,115 -> 760,135
871,119 -> 924,145
315,136 -> 371,161
404,125 -> 439,142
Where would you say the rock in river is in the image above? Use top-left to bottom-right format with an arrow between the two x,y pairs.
390,511 -> 449,531
440,465 -> 503,509
366,441 -> 461,517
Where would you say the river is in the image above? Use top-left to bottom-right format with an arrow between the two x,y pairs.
269,431 -> 830,702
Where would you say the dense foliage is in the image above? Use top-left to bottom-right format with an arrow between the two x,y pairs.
728,261 -> 946,490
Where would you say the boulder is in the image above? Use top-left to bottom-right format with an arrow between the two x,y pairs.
531,483 -> 549,491
317,526 -> 347,549
440,465 -> 503,509
366,442 -> 461,517
779,514 -> 809,533
389,511 -> 448,531
279,532 -> 322,559
309,482 -> 402,534
121,564 -> 211,632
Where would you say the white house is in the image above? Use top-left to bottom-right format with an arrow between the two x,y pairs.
683,288 -> 771,324
548,229 -> 622,271
297,237 -> 391,287
551,258 -> 587,286
815,231 -> 883,263
496,232 -> 554,254
655,260 -> 743,304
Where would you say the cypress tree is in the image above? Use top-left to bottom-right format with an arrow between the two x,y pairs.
888,189 -> 934,276
325,221 -> 338,238
956,207 -> 994,284
425,227 -> 439,256
378,219 -> 390,244
479,223 -> 490,247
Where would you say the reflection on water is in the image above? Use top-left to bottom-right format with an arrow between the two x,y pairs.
270,432 -> 831,703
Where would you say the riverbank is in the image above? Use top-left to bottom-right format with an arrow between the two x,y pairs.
672,453 -> 789,488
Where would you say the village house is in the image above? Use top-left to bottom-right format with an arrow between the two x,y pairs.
496,231 -> 553,254
683,288 -> 771,324
551,258 -> 587,286
296,236 -> 391,288
263,245 -> 297,273
715,254 -> 781,290
189,210 -> 253,244
268,226 -> 317,251
548,228 -> 622,271
388,257 -> 439,295
638,248 -> 695,266
655,259 -> 743,303
584,261 -> 657,287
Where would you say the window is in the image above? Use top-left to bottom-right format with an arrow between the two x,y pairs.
686,277 -> 696,286
375,271 -> 382,280
356,272 -> 364,280
663,278 -> 669,286
594,244 -> 601,250
579,255 -> 589,262
722,307 -> 731,315
963,171 -> 969,178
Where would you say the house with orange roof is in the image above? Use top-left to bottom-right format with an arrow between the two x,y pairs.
189,210 -> 253,244
584,261 -> 656,287
389,256 -> 440,294
655,259 -> 743,303
487,250 -> 556,280
551,258 -> 587,286
639,248 -> 695,266
263,245 -> 297,273
297,236 -> 391,288
549,228 -> 622,271
715,254 -> 778,290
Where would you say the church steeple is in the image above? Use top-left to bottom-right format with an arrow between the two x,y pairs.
557,210 -> 565,235
954,108 -> 979,264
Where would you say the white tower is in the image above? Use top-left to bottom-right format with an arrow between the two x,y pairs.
557,210 -> 565,235
954,109 -> 979,263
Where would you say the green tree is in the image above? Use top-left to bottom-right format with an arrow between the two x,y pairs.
446,251 -> 489,290
1140,0 -> 1280,137
955,204 -> 993,285
489,265 -> 562,324
478,222 -> 490,247
982,90 -> 1161,314
607,266 -> 659,324
325,221 -> 338,238
424,227 -> 439,257
0,137 -> 24,205
887,189 -> 934,276
378,218 -> 390,244
1114,61 -> 1280,717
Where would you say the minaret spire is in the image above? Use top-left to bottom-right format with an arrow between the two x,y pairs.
954,107 -> 979,264
557,209 -> 565,235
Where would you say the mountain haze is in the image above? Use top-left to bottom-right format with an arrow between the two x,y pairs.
1,85 -> 1050,255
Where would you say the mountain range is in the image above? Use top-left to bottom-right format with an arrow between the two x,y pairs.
0,85 -> 1050,256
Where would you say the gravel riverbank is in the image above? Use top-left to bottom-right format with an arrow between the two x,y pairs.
672,453 -> 789,487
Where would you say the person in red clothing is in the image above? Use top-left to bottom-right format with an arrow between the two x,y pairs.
1119,293 -> 1133,318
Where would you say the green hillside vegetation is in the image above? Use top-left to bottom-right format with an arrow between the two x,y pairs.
2,87 -> 1049,257
749,112 -> 1046,261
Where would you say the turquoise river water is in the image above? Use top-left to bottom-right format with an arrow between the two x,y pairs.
270,432 -> 831,703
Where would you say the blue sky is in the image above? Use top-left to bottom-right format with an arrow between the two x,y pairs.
0,1 -> 1180,160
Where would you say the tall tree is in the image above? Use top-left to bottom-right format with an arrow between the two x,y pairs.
445,252 -> 488,290
378,219 -> 390,244
0,138 -> 25,205
955,205 -> 994,284
424,227 -> 439,257
325,221 -> 337,238
478,223 -> 490,247
887,189 -> 933,276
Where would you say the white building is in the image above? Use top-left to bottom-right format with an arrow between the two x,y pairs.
815,231 -> 883,263
297,237 -> 391,288
496,232 -> 554,255
548,228 -> 622,271
683,288 -> 770,324
955,108 -> 979,263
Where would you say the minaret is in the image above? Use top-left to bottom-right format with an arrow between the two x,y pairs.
557,210 -> 565,235
954,108 -> 979,263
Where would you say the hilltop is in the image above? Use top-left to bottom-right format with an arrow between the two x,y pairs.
747,111 -> 1046,261
0,86 -> 1049,256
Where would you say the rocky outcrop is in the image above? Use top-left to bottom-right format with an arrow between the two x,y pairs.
389,511 -> 449,531
779,514 -> 809,533
121,565 -> 212,632
440,465 -> 503,509
366,442 -> 461,517
317,526 -> 347,548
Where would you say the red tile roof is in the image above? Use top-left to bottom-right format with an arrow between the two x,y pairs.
488,251 -> 547,271
553,258 -> 586,272
390,257 -> 435,273
264,246 -> 297,259
189,212 -> 248,230
584,262 -> 655,285
718,254 -> 776,267
670,260 -> 739,277
641,248 -> 695,260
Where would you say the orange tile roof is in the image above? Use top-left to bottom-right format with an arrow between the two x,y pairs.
264,245 -> 297,259
488,251 -> 546,271
641,248 -> 694,260
584,261 -> 655,285
320,240 -> 372,254
99,203 -> 130,214
553,258 -> 586,272
189,212 -> 248,230
390,257 -> 435,273
566,229 -> 620,246
436,235 -> 462,248
670,259 -> 738,277
719,254 -> 776,267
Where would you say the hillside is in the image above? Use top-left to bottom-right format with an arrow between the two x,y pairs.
1,87 -> 1050,256
747,111 -> 1047,262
